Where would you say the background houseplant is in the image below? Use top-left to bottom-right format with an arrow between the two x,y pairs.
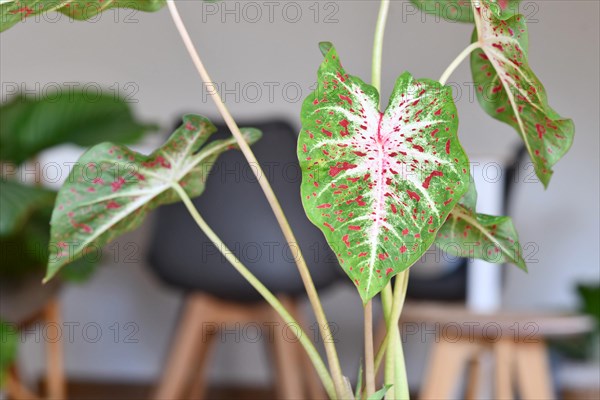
0,89 -> 155,386
0,0 -> 584,396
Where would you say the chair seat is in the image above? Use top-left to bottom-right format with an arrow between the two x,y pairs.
147,120 -> 340,302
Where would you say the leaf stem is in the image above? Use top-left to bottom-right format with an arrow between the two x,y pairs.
381,284 -> 395,399
438,42 -> 481,85
165,2 -> 346,397
364,300 -> 376,397
389,271 -> 410,399
371,0 -> 390,95
171,182 -> 336,399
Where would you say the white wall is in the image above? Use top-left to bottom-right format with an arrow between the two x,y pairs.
2,0 -> 598,389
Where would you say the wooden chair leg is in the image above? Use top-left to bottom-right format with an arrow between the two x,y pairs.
465,350 -> 483,400
6,365 -> 40,400
269,296 -> 304,400
288,302 -> 327,400
43,300 -> 65,400
515,340 -> 554,400
421,338 -> 479,400
494,339 -> 515,400
154,294 -> 215,400
185,332 -> 217,400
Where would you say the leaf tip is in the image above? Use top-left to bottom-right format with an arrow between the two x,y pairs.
239,127 -> 262,145
318,41 -> 333,56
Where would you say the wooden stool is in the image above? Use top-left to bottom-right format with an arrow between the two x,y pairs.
153,293 -> 325,399
4,299 -> 66,400
400,302 -> 594,400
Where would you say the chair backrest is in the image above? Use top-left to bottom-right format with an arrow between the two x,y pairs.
147,120 -> 340,302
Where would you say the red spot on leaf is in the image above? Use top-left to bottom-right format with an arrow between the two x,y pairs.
342,234 -> 350,248
422,171 -> 444,189
407,190 -> 420,202
106,201 -> 121,209
323,222 -> 335,232
329,162 -> 357,177
111,177 -> 125,192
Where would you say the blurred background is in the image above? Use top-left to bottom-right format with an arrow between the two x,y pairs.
1,1 -> 598,399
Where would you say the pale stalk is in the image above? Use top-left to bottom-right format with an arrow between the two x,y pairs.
371,0 -> 390,93
381,284 -> 396,399
439,42 -> 481,85
171,183 -> 336,399
165,2 -> 346,397
364,300 -> 376,397
389,271 -> 410,399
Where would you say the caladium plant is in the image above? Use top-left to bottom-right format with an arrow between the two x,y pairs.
298,43 -> 470,302
410,0 -> 521,23
0,0 -> 165,32
44,115 -> 261,281
0,0 -> 576,398
470,0 -> 574,187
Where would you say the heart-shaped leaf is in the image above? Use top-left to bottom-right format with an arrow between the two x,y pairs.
470,1 -> 574,187
44,114 -> 261,282
409,0 -> 521,23
0,178 -> 56,237
1,90 -> 157,165
298,43 -> 470,302
436,182 -> 526,270
1,0 -> 165,32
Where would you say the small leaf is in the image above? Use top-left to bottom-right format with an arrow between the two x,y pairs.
368,384 -> 392,400
298,44 -> 470,302
409,0 -> 521,23
354,360 -> 364,400
319,41 -> 333,56
0,178 -> 56,236
470,2 -> 574,187
436,182 -> 526,270
1,90 -> 157,165
45,114 -> 261,282
0,320 -> 18,388
1,0 -> 165,32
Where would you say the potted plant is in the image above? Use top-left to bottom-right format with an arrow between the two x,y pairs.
1,0 -> 574,398
0,89 -> 156,389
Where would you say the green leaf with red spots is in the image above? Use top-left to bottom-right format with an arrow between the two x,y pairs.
436,182 -> 526,270
470,2 -> 574,187
409,0 -> 521,23
1,0 -> 165,32
44,115 -> 261,282
298,43 -> 470,302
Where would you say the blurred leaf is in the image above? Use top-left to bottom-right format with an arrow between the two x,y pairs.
0,201 -> 52,279
1,90 -> 157,165
0,178 -> 56,237
367,384 -> 392,400
354,360 -> 363,400
0,320 -> 18,388
1,0 -> 165,32
409,0 -> 521,23
45,115 -> 261,281
578,284 -> 600,325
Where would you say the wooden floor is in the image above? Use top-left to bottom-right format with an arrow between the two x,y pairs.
36,380 -> 598,400
38,381 -> 275,400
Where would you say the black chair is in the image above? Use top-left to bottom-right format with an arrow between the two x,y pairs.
148,119 -> 339,399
